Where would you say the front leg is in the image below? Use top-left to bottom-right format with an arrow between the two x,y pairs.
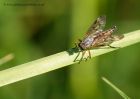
73,51 -> 80,62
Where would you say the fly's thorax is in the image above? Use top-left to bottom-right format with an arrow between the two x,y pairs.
79,36 -> 94,50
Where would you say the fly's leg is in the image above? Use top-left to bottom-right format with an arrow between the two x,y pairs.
75,50 -> 91,63
78,39 -> 82,42
108,45 -> 120,48
74,51 -> 80,62
79,51 -> 86,63
88,50 -> 91,59
74,43 -> 80,62
75,43 -> 79,49
75,40 -> 82,51
74,42 -> 82,62
84,50 -> 91,61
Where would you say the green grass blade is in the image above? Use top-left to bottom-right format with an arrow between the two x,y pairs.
0,30 -> 140,87
102,77 -> 131,99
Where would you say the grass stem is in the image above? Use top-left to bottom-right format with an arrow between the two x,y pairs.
0,30 -> 140,87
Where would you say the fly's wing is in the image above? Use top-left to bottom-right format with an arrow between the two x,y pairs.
111,34 -> 124,41
101,25 -> 123,41
86,15 -> 106,35
109,26 -> 124,41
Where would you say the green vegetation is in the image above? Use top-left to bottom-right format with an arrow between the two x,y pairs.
102,77 -> 130,99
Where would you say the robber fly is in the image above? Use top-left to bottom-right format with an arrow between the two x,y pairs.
74,15 -> 124,63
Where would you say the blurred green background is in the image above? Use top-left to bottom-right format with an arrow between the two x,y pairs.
0,0 -> 140,99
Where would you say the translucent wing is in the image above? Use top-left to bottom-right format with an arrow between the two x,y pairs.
111,34 -> 124,41
108,25 -> 124,41
86,15 -> 106,35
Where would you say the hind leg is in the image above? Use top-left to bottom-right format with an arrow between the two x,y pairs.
107,44 -> 120,48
